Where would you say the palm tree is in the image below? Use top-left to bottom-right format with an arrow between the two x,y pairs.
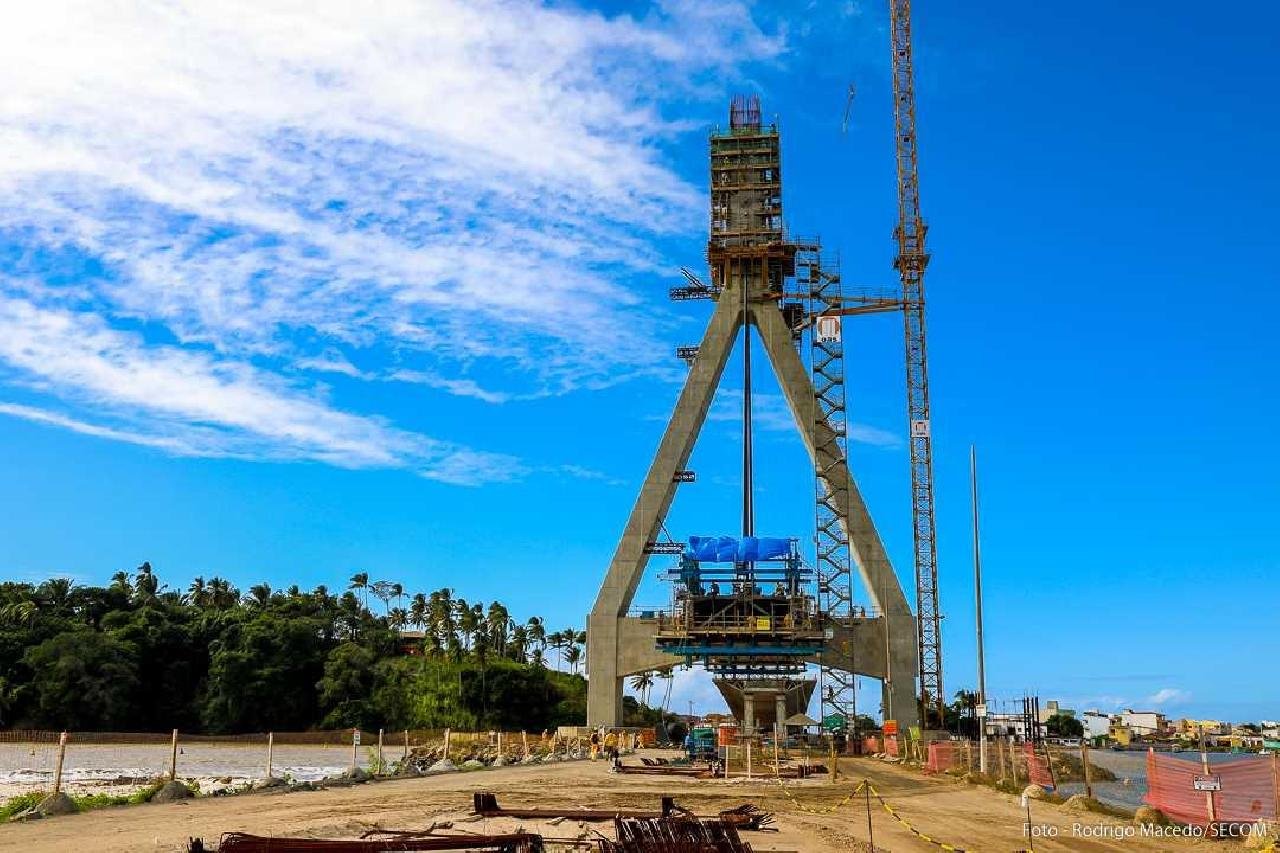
457,599 -> 478,651
187,577 -> 207,608
390,582 -> 404,610
246,583 -> 273,609
564,644 -> 583,673
409,593 -> 428,629
110,571 -> 132,597
509,623 -> 529,662
630,672 -> 655,706
525,617 -> 546,663
134,561 -> 161,604
348,572 -> 370,611
485,602 -> 510,655
389,607 -> 408,632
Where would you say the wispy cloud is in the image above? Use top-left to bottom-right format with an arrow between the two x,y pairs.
1146,688 -> 1192,707
708,389 -> 900,447
0,297 -> 516,483
0,0 -> 783,471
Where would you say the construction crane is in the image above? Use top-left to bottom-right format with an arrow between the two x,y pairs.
888,0 -> 944,726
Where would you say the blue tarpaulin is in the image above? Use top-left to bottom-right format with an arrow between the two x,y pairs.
686,535 -> 791,562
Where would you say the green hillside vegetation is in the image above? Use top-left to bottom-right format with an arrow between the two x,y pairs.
0,563 -> 631,733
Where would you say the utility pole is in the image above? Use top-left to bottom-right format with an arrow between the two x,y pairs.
971,445 -> 988,773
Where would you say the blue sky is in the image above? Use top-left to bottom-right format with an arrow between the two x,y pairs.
0,0 -> 1276,722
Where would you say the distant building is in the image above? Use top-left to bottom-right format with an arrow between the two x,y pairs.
984,713 -> 1037,741
1120,709 -> 1168,737
1080,710 -> 1112,741
1037,700 -> 1076,724
1109,722 -> 1133,747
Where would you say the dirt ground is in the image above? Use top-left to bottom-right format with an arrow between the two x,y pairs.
0,752 -> 1231,852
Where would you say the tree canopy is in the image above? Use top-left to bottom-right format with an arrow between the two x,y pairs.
0,565 -> 595,733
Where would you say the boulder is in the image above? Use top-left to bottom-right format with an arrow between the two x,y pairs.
1021,784 -> 1046,801
462,759 -> 485,770
152,780 -> 195,803
36,792 -> 77,817
346,767 -> 371,782
258,777 -> 288,789
1063,794 -> 1102,814
1132,805 -> 1167,826
428,758 -> 459,774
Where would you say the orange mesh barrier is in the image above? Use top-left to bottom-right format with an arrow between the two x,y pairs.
1146,751 -> 1279,827
925,741 -> 958,774
862,737 -> 881,754
885,736 -> 899,757
1023,742 -> 1053,789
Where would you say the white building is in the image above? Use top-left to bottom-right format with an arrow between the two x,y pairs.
1121,709 -> 1168,736
1080,710 -> 1112,741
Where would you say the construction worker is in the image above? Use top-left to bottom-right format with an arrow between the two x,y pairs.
590,729 -> 600,759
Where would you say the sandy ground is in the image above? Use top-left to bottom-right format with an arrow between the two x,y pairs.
0,752 -> 1232,853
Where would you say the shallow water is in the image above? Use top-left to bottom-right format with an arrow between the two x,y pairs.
0,742 -> 383,798
1055,749 -> 1253,810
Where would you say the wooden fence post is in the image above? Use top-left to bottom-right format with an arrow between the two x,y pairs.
404,730 -> 410,762
53,732 -> 68,794
169,729 -> 179,781
1081,742 -> 1093,799
351,728 -> 360,773
996,733 -> 1007,781
377,729 -> 384,773
266,732 -> 274,779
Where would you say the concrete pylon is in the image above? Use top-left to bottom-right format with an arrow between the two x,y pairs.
586,272 -> 920,731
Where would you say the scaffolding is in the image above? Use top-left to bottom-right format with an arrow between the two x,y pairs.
803,246 -> 858,734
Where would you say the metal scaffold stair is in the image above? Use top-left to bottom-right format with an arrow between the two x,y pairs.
803,248 -> 858,732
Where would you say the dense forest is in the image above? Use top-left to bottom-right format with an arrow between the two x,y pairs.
0,563 -> 656,734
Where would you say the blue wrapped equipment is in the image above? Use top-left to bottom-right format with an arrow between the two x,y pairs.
687,535 -> 791,562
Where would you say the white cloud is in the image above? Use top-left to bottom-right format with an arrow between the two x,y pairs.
0,297 -> 516,483
709,389 -> 901,447
1145,688 -> 1191,707
0,0 -> 783,469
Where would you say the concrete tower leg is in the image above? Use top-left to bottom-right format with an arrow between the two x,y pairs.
586,280 -> 922,732
753,305 -> 921,731
586,295 -> 745,727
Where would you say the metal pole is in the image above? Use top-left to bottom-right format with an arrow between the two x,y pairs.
864,779 -> 875,852
971,445 -> 988,775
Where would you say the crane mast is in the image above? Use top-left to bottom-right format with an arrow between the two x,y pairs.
888,0 -> 944,725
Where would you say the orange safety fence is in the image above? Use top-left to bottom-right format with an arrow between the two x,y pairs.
862,736 -> 881,754
925,740 -> 959,774
885,736 -> 899,757
1146,751 -> 1280,827
1022,742 -> 1054,790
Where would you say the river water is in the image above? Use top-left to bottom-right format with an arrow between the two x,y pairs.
0,742 -> 381,799
1055,749 -> 1255,811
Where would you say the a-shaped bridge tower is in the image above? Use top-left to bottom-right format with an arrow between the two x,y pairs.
586,97 -> 920,733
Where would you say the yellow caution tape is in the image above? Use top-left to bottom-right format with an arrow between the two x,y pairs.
766,759 -> 864,815
867,783 -> 975,852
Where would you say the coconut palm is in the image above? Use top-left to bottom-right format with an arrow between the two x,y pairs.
564,644 -> 583,673
348,572 -> 370,610
630,672 -> 655,706
409,593 -> 428,629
